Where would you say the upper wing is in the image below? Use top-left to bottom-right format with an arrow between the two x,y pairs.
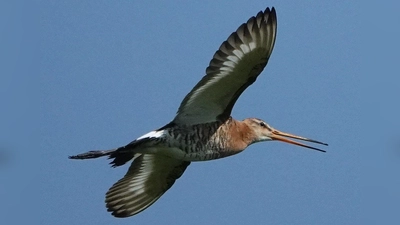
105,153 -> 190,217
173,7 -> 277,125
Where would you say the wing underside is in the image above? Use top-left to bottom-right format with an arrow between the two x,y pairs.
105,153 -> 190,217
173,7 -> 277,125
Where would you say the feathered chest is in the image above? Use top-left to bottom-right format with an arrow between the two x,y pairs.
155,120 -> 249,161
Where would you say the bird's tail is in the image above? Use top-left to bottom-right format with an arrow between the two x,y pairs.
68,149 -> 116,160
69,147 -> 136,168
69,137 -> 156,167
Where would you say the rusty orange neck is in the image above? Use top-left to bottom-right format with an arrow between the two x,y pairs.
219,118 -> 256,152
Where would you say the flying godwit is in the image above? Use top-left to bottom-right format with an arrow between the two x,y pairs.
70,7 -> 327,218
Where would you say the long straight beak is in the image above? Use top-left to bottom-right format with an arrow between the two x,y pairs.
270,130 -> 328,152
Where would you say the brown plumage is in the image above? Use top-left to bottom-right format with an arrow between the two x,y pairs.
69,7 -> 327,218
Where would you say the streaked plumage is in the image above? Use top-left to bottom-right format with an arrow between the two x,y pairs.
70,7 -> 328,218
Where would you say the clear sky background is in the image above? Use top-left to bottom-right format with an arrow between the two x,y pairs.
1,0 -> 400,224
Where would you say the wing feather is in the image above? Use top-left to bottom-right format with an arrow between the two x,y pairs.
105,154 -> 190,217
173,7 -> 277,125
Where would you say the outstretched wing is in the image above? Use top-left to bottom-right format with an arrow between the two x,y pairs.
173,7 -> 277,125
105,154 -> 190,217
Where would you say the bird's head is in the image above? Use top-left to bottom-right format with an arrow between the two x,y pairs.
243,118 -> 328,152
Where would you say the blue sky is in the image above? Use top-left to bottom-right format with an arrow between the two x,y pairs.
1,0 -> 400,224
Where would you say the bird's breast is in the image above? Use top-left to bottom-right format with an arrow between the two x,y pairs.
159,121 -> 245,161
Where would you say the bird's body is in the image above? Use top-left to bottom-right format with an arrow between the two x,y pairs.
134,119 -> 240,161
70,7 -> 328,218
114,118 -> 253,162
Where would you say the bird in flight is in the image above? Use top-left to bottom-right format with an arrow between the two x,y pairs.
70,7 -> 327,218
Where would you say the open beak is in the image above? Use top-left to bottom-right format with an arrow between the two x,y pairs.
270,129 -> 328,152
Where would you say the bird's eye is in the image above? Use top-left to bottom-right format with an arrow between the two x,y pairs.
259,122 -> 267,127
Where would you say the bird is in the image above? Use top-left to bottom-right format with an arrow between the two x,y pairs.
69,7 -> 328,218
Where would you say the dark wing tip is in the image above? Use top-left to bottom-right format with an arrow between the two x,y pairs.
110,210 -> 132,218
270,7 -> 276,13
265,7 -> 276,16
